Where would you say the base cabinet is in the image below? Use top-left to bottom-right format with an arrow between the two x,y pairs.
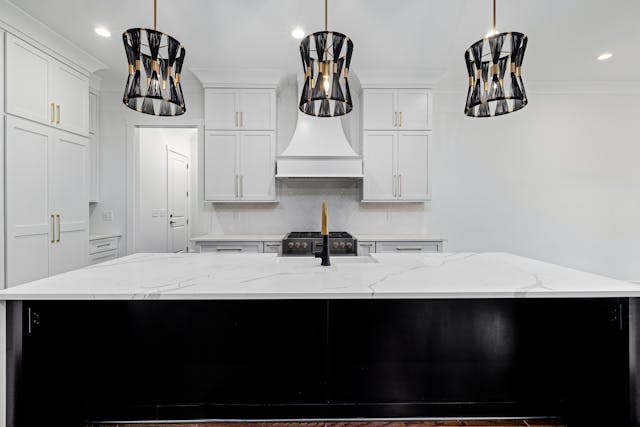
9,299 -> 633,425
5,116 -> 89,286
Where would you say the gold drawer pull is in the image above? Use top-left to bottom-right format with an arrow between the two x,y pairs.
50,103 -> 55,123
56,105 -> 61,124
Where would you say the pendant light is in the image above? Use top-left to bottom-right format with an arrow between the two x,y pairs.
464,0 -> 528,118
299,0 -> 354,117
122,0 -> 186,116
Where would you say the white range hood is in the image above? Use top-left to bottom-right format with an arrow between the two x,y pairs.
276,79 -> 362,178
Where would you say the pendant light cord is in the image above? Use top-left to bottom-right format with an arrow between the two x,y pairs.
325,0 -> 328,31
154,0 -> 157,30
493,0 -> 497,33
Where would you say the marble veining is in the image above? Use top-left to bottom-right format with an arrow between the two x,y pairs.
1,252 -> 639,300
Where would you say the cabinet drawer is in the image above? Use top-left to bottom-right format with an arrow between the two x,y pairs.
199,242 -> 264,253
357,241 -> 376,255
263,241 -> 282,254
89,237 -> 118,255
89,249 -> 117,265
376,241 -> 441,253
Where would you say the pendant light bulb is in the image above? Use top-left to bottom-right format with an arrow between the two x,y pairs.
323,74 -> 331,93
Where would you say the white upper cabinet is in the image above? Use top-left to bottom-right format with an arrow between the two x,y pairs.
204,131 -> 276,202
51,61 -> 89,135
396,131 -> 430,201
239,90 -> 276,130
204,132 -> 239,201
5,34 -> 51,125
205,89 -> 237,130
205,88 -> 276,130
5,33 -> 90,136
363,88 -> 432,131
363,131 -> 431,202
238,131 -> 276,201
362,89 -> 396,130
396,90 -> 431,130
362,131 -> 396,201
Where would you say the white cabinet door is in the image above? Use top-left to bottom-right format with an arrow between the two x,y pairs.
363,131 -> 396,201
239,89 -> 276,130
51,60 -> 90,136
397,89 -> 431,130
363,89 -> 396,130
5,117 -> 51,286
239,131 -> 276,201
5,34 -> 51,125
205,89 -> 238,130
397,132 -> 430,201
204,132 -> 239,201
89,91 -> 98,135
49,131 -> 89,275
89,134 -> 99,202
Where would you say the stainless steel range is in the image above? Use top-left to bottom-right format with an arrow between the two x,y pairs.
282,232 -> 357,257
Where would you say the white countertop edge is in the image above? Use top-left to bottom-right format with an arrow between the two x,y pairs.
3,290 -> 640,301
354,235 -> 447,242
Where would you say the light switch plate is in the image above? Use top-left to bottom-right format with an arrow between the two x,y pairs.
102,210 -> 114,221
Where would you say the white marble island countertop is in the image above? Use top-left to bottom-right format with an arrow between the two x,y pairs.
1,252 -> 639,300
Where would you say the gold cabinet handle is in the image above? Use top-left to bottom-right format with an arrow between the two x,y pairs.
399,111 -> 403,127
393,112 -> 397,127
50,103 -> 55,123
240,112 -> 244,127
399,174 -> 402,197
56,105 -> 61,125
240,175 -> 244,198
235,112 -> 239,128
50,214 -> 55,243
56,214 -> 61,242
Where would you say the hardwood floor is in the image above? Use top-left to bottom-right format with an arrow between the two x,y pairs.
87,420 -> 566,427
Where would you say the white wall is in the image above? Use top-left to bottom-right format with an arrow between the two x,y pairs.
430,91 -> 640,280
94,73 -> 640,280
136,128 -> 195,253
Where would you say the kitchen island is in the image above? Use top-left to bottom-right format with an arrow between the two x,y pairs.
1,252 -> 639,427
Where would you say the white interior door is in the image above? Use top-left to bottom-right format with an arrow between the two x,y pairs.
51,60 -> 90,135
5,117 -> 51,286
397,89 -> 431,130
363,131 -> 396,201
168,149 -> 189,253
239,131 -> 275,201
204,132 -> 239,201
239,90 -> 275,130
397,131 -> 430,201
363,89 -> 396,130
204,89 -> 238,129
49,131 -> 89,275
5,34 -> 51,125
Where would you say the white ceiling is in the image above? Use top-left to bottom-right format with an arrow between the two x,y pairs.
8,0 -> 640,86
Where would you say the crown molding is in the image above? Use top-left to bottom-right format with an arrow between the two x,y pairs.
358,68 -> 445,89
191,67 -> 285,89
1,1 -> 107,74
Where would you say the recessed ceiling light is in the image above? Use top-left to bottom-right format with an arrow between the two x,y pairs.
291,27 -> 305,39
597,52 -> 613,61
94,27 -> 111,38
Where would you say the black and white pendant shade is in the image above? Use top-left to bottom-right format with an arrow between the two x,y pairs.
122,28 -> 186,116
464,32 -> 528,118
299,31 -> 354,117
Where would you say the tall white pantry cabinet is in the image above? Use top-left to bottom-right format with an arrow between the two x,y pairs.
3,32 -> 90,287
